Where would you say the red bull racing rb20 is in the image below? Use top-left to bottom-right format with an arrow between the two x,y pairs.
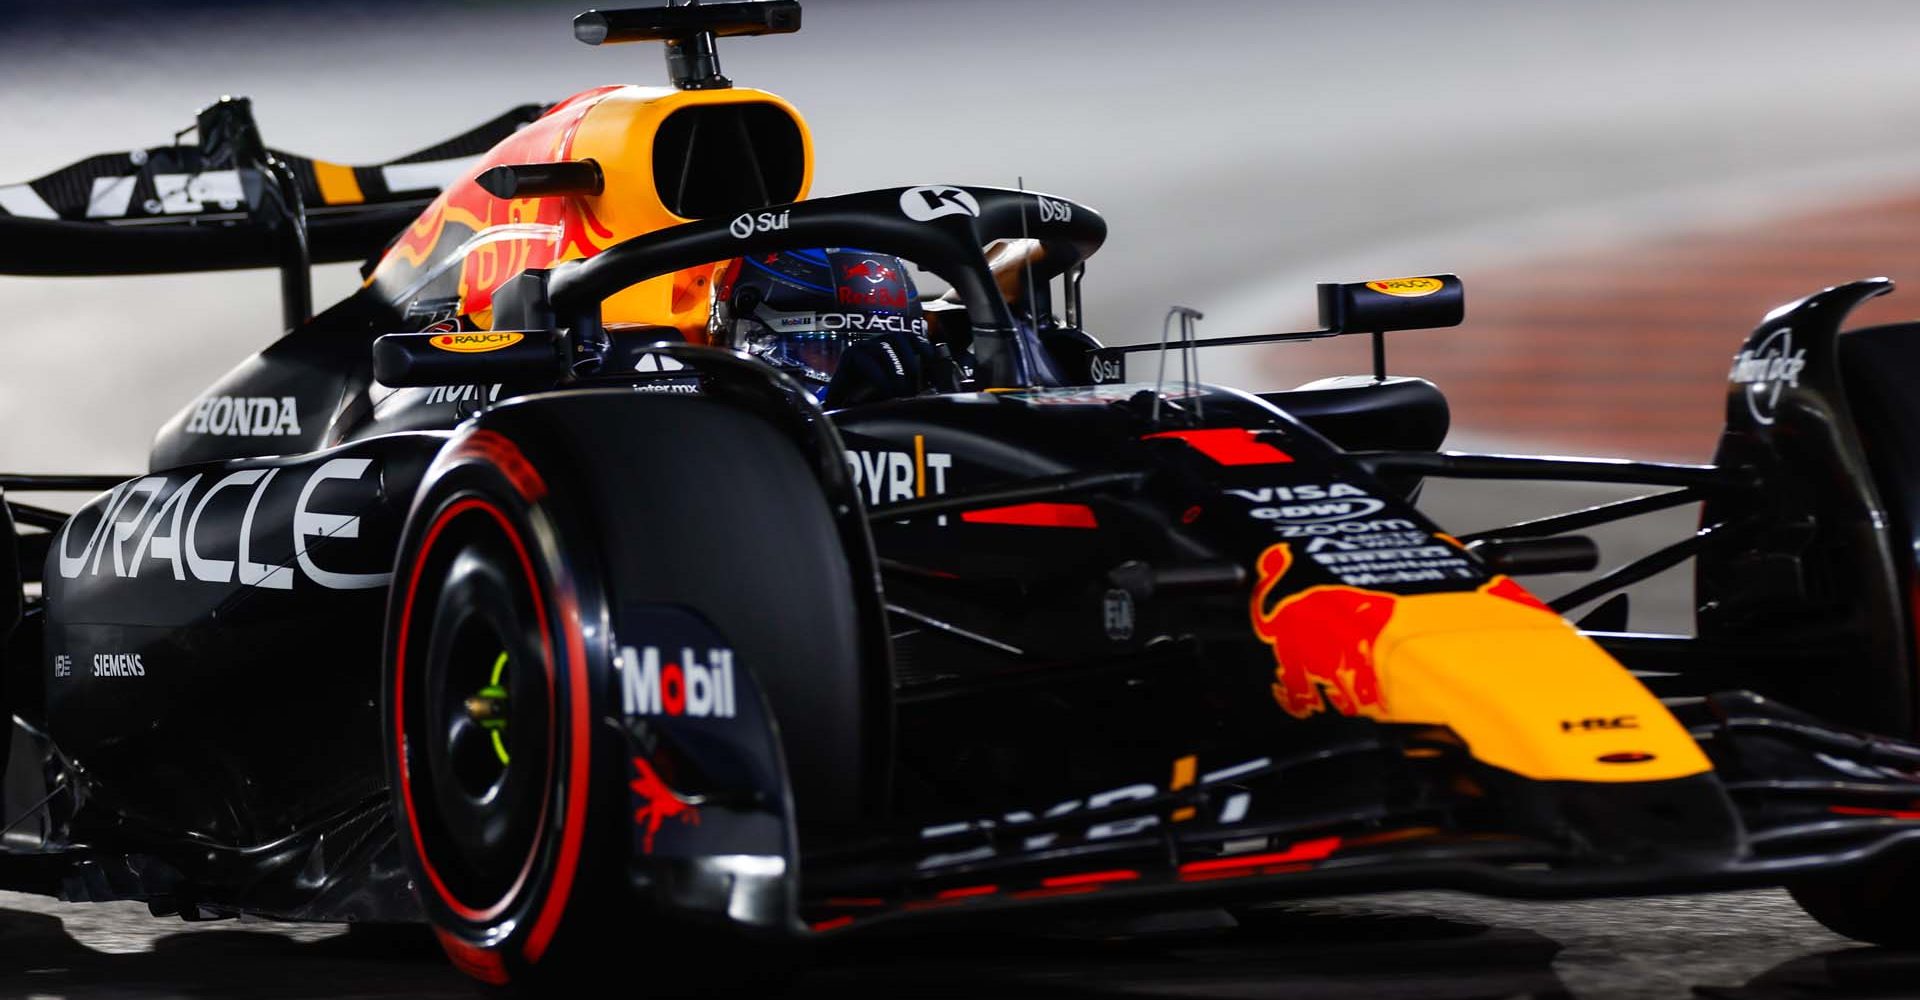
9,3 -> 1920,992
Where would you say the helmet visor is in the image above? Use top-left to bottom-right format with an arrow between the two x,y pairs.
744,329 -> 849,384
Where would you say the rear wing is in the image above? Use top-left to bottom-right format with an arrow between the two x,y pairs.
0,99 -> 544,277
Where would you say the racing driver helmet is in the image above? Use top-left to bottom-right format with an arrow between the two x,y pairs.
709,248 -> 928,395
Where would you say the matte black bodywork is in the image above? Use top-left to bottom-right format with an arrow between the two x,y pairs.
8,179 -> 1920,946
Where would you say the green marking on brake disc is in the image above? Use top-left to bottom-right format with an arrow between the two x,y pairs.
485,651 -> 510,765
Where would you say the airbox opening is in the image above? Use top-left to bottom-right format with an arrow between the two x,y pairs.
652,103 -> 804,219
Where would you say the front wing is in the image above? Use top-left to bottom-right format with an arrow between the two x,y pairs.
795,691 -> 1920,936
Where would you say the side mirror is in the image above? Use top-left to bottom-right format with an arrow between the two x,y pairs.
372,329 -> 568,387
1318,275 -> 1464,334
1079,273 -> 1467,387
1465,535 -> 1600,577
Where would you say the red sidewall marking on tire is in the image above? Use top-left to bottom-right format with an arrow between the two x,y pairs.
434,926 -> 510,986
525,582 -> 590,963
395,496 -> 556,924
449,428 -> 549,501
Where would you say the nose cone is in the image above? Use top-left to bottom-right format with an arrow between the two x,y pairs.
1377,616 -> 1712,784
1251,542 -> 1712,784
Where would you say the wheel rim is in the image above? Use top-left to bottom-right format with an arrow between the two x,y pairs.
397,497 -> 556,924
443,635 -> 514,806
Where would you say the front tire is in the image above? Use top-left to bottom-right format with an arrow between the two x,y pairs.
385,393 -> 873,993
386,428 -> 602,989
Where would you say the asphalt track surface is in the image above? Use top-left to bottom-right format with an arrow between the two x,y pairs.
9,1 -> 1920,996
0,885 -> 1905,1000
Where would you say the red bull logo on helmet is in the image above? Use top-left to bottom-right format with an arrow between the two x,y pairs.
844,259 -> 895,284
837,255 -> 911,308
1251,543 -> 1397,719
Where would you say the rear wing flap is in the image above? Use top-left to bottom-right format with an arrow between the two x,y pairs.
0,102 -> 545,275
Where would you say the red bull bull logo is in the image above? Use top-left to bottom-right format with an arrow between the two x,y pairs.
630,756 -> 700,854
1251,543 -> 1397,719
845,259 -> 895,283
1251,542 -> 1566,720
1251,542 -> 1713,781
837,256 -> 909,308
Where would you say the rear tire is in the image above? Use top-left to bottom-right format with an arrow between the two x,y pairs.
385,393 -> 869,993
1789,854 -> 1920,945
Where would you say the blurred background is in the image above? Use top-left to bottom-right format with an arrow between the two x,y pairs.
7,0 -> 1920,629
7,4 -> 1920,989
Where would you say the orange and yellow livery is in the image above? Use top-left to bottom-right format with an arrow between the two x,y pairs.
369,84 -> 813,334
1250,542 -> 1710,783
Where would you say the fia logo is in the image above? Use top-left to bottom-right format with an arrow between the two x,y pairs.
1102,588 -> 1135,641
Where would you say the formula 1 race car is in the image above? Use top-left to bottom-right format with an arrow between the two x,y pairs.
7,2 -> 1920,993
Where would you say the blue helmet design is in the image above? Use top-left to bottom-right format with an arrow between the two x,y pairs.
710,248 -> 926,389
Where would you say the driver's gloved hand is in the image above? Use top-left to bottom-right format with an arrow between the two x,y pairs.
823,332 -> 956,408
